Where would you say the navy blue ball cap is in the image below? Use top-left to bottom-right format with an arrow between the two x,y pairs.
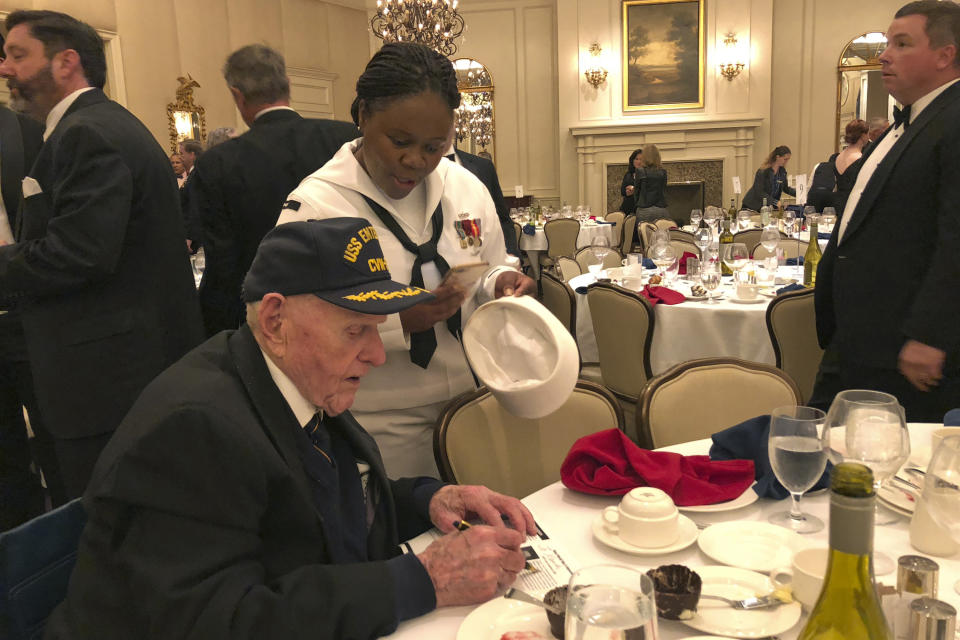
242,218 -> 434,314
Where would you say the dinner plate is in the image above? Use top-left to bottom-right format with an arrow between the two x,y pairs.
681,566 -> 803,638
697,521 -> 806,572
728,296 -> 766,304
456,597 -> 551,640
591,513 -> 699,555
678,483 -> 759,513
878,482 -> 917,516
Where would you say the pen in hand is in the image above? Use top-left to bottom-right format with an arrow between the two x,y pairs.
453,520 -> 535,572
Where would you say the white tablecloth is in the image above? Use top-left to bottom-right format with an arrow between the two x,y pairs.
385,423 -> 956,640
568,270 -> 795,371
519,222 -> 615,278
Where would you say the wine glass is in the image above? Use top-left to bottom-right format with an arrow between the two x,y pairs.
649,242 -> 677,282
591,235 -> 612,266
821,207 -> 837,234
768,406 -> 829,533
920,436 -> 960,593
700,262 -> 721,304
566,565 -> 658,640
721,243 -> 749,280
693,228 -> 712,262
737,209 -> 752,232
690,208 -> 703,229
760,226 -> 780,256
703,206 -> 721,238
782,210 -> 799,274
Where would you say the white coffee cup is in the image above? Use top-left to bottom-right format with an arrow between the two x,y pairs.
910,494 -> 959,557
587,264 -> 601,277
770,547 -> 828,610
602,487 -> 679,548
736,282 -> 760,300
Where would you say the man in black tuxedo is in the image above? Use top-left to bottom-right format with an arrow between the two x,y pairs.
45,218 -> 533,640
450,147 -> 518,255
189,44 -> 359,337
812,0 -> 960,421
0,104 -> 49,528
0,10 -> 203,498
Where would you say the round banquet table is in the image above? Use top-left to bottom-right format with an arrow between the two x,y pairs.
519,221 -> 616,279
383,422 -> 957,640
567,269 -> 805,372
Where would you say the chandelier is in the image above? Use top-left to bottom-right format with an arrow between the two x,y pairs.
371,0 -> 465,57
455,92 -> 493,149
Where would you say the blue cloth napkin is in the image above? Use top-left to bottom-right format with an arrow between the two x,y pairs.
642,258 -> 656,268
709,415 -> 832,499
785,256 -> 804,266
522,224 -> 536,236
776,283 -> 807,295
945,408 -> 960,426
818,232 -> 831,240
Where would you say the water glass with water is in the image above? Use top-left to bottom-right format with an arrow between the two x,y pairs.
566,565 -> 657,640
768,405 -> 829,533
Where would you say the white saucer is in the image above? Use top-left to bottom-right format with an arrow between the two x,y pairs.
729,296 -> 766,304
878,483 -> 917,515
697,521 -> 806,572
682,566 -> 803,638
678,483 -> 759,513
591,513 -> 698,555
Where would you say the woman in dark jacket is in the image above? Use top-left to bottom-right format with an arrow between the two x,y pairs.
619,148 -> 643,214
634,144 -> 672,223
742,145 -> 795,211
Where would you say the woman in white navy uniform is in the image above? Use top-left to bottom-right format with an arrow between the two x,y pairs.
277,42 -> 536,478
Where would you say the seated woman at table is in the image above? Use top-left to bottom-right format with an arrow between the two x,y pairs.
277,42 -> 536,479
633,144 -> 672,225
742,145 -> 796,211
808,119 -> 868,213
619,147 -> 643,214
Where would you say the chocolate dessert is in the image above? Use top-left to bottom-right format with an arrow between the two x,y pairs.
646,564 -> 702,620
542,585 -> 568,639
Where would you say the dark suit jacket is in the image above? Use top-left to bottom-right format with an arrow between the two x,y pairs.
44,327 -> 438,640
455,150 -> 518,255
815,81 -> 960,372
0,106 -> 43,363
742,166 -> 796,211
0,89 -> 203,439
190,110 -> 358,336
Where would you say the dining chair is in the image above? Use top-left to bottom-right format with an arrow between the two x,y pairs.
575,247 -> 622,272
554,256 -> 582,282
605,212 -> 625,247
621,214 -> 637,254
669,229 -> 696,243
753,240 -> 808,259
654,218 -> 676,233
540,271 -> 577,338
733,229 -> 763,255
765,287 -> 822,404
586,282 -> 655,444
669,239 -> 700,262
636,357 -> 802,449
637,222 -> 658,252
539,218 -> 580,274
433,380 -> 624,498
1,498 -> 86,640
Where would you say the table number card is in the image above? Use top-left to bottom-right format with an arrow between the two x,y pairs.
732,176 -> 742,194
514,185 -> 524,198
795,174 -> 808,205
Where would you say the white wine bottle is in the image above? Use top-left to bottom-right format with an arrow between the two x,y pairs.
797,463 -> 893,640
803,215 -> 822,287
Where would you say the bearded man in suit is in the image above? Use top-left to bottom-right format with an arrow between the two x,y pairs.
812,0 -> 960,421
189,44 -> 359,337
0,10 -> 203,499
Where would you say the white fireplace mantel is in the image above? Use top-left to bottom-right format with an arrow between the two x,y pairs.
569,115 -> 765,212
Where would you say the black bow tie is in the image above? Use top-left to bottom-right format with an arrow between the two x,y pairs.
445,153 -> 456,161
893,104 -> 912,130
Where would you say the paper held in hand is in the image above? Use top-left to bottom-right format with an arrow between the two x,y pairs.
440,261 -> 489,290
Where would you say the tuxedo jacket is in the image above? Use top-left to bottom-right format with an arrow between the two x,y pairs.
0,106 -> 43,362
44,326 -> 438,640
190,110 -> 359,335
455,149 -> 518,255
0,89 -> 203,438
815,81 -> 960,371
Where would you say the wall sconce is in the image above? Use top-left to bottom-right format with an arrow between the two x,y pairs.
717,33 -> 746,81
166,75 -> 207,153
583,43 -> 608,88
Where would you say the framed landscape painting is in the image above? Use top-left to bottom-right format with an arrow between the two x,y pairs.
622,0 -> 704,111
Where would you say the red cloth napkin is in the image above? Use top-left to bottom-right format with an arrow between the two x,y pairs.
676,251 -> 699,275
639,284 -> 685,306
560,429 -> 755,506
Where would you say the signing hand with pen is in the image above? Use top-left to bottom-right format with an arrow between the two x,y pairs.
428,485 -> 537,536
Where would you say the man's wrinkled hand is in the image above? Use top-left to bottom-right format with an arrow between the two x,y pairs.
898,339 -> 946,392
417,525 -> 526,607
429,485 -> 536,536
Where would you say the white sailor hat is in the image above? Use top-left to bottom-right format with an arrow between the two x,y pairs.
463,295 -> 579,419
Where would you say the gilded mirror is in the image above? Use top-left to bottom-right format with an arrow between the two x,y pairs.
167,75 -> 207,153
452,58 -> 495,163
836,32 -> 891,151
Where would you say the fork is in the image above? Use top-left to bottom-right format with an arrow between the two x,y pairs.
698,593 -> 788,610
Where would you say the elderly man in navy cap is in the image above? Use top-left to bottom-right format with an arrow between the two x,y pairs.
45,217 -> 536,640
